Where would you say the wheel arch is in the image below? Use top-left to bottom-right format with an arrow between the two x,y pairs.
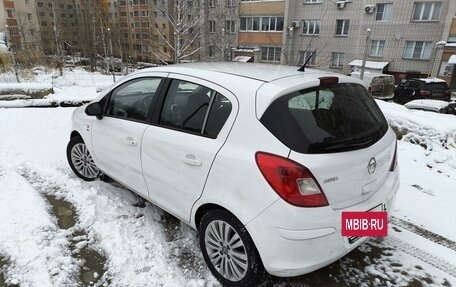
70,130 -> 82,139
194,203 -> 233,229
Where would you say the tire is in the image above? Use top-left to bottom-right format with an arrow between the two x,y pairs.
199,209 -> 266,287
66,136 -> 100,181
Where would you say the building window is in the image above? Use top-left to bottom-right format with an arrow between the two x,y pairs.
6,9 -> 15,18
412,2 -> 441,21
209,45 -> 215,58
30,29 -> 35,36
240,17 -> 260,31
369,40 -> 385,57
209,20 -> 216,33
225,20 -> 235,34
260,17 -> 284,31
403,41 -> 432,59
240,17 -> 283,32
226,0 -> 236,6
9,27 -> 19,36
376,3 -> 392,21
302,20 -> 320,35
298,50 -> 316,66
335,19 -> 349,36
331,52 -> 344,68
25,0 -> 30,4
261,46 -> 281,62
37,2 -> 43,7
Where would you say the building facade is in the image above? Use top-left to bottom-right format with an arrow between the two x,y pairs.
438,17 -> 456,89
201,0 -> 239,62
234,0 -> 285,63
1,0 -> 41,52
284,0 -> 456,81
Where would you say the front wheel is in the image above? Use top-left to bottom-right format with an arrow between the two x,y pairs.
199,209 -> 265,287
66,136 -> 100,181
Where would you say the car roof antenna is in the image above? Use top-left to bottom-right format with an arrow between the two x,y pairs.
297,49 -> 316,72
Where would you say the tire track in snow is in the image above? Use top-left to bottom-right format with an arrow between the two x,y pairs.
0,169 -> 80,287
391,216 -> 456,253
19,165 -> 197,287
382,236 -> 456,279
18,169 -> 108,287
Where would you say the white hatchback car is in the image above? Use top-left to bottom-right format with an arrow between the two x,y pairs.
67,63 -> 399,286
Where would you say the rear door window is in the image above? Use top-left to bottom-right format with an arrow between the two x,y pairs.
261,83 -> 388,153
159,79 -> 232,137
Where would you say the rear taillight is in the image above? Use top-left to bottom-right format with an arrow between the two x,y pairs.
255,152 -> 328,207
390,142 -> 398,172
418,90 -> 431,96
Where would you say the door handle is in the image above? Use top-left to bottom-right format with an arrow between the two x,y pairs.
182,154 -> 202,166
125,137 -> 137,146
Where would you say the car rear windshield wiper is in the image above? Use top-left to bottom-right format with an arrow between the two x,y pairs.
323,138 -> 374,151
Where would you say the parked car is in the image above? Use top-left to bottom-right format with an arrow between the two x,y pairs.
350,72 -> 395,100
405,99 -> 456,115
393,78 -> 451,105
67,63 -> 399,286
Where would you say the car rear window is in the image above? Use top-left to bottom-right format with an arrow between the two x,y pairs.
425,82 -> 449,91
260,83 -> 388,154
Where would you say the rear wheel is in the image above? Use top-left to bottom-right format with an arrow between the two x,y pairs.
199,209 -> 265,287
67,136 -> 99,181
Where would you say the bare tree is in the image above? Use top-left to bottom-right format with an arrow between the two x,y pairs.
204,1 -> 238,62
152,0 -> 204,63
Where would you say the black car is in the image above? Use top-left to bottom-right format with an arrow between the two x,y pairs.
393,78 -> 451,105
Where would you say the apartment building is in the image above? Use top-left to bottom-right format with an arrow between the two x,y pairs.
36,0 -> 81,56
284,0 -> 456,80
201,0 -> 239,62
35,0 -> 200,64
234,0 -> 285,63
436,17 -> 456,90
1,0 -> 41,51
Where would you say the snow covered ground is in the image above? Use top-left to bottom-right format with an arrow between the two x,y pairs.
1,69 -> 456,286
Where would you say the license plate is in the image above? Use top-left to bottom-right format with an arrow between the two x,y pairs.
342,204 -> 388,244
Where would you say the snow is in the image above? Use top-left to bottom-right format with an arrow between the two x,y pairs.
0,171 -> 78,287
1,68 -> 456,286
348,60 -> 389,70
0,83 -> 53,93
404,99 -> 450,112
448,54 -> 456,64
0,68 -> 115,108
0,32 -> 6,51
416,77 -> 447,83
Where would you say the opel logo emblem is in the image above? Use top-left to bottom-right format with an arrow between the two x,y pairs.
367,157 -> 377,174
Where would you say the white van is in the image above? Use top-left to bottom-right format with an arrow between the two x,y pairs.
350,72 -> 395,100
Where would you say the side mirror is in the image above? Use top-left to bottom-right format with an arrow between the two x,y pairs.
85,102 -> 103,119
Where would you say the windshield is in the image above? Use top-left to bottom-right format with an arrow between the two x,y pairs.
261,83 -> 388,154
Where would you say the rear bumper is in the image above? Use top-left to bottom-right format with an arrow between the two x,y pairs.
245,169 -> 399,277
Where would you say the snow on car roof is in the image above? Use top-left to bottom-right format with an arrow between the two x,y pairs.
413,77 -> 447,83
405,99 -> 450,112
